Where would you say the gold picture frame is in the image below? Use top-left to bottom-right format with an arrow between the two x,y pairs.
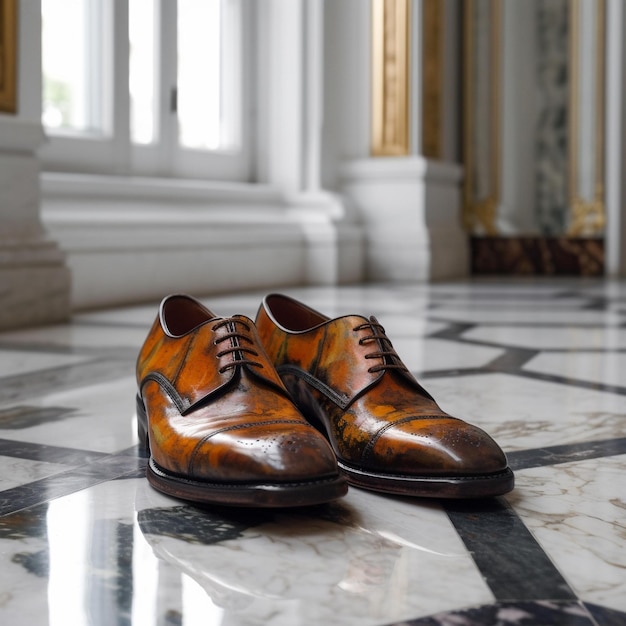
0,0 -> 18,113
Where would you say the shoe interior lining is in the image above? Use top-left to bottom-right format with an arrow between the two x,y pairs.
162,296 -> 213,336
267,295 -> 328,331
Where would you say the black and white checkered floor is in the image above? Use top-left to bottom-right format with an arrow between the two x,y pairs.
1,279 -> 624,625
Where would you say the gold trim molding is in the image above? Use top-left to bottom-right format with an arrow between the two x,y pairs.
0,0 -> 18,113
421,0 -> 444,159
371,0 -> 410,156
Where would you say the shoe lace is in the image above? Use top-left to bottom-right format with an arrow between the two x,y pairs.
353,316 -> 408,374
212,318 -> 263,373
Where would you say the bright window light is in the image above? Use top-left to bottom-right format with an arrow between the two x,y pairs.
41,0 -> 108,135
129,0 -> 157,144
177,0 -> 223,150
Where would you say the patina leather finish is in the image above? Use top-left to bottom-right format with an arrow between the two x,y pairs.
255,294 -> 514,498
136,294 -> 347,507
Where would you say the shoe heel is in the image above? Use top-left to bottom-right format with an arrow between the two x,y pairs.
136,394 -> 150,452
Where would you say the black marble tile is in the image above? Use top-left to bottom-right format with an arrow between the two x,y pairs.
0,341 -> 84,355
74,319 -> 151,330
508,437 -> 626,471
137,504 -> 272,544
428,322 -> 477,340
512,369 -> 626,397
0,405 -> 79,429
0,504 -> 48,540
11,548 -> 49,578
484,348 -> 540,371
584,603 -> 626,626
137,499 -> 355,546
0,437 -> 109,465
0,356 -> 135,404
444,499 -> 576,602
0,455 -> 146,516
420,368 -> 500,380
391,600 -> 597,626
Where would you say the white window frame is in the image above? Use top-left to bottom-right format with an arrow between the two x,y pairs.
39,0 -> 253,182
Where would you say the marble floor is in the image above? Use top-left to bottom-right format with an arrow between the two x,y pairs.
0,279 -> 625,626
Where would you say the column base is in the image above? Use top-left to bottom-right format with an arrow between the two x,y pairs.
340,156 -> 468,282
0,245 -> 71,330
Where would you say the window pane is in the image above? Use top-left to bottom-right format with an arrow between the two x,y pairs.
42,0 -> 108,135
129,0 -> 157,144
178,0 -> 231,150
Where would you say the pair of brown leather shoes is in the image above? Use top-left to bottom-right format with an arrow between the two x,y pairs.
136,293 -> 514,507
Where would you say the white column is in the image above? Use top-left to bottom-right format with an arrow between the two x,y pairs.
0,1 -> 70,330
337,0 -> 468,282
255,0 -> 364,285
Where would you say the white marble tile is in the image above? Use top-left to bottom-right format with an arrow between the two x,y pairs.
508,455 -> 626,613
434,307 -> 623,326
74,303 -> 159,326
0,477 -> 492,626
377,314 -> 450,338
427,279 -> 593,297
393,337 -> 504,373
368,313 -> 446,339
279,284 -> 433,317
573,280 -> 626,298
0,456 -> 71,491
425,372 -> 626,452
1,279 -> 625,625
133,482 -> 492,625
0,349 -> 91,378
431,296 -> 592,310
0,324 -> 149,350
461,324 -> 626,349
524,352 -> 626,388
0,376 -> 138,453
0,482 -> 137,626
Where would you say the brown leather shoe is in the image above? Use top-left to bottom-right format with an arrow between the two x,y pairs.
255,294 -> 514,498
136,294 -> 348,507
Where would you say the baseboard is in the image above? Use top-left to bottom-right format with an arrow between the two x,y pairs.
40,173 -> 365,310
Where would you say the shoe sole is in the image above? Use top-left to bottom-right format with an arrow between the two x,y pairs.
337,460 -> 515,499
136,396 -> 348,508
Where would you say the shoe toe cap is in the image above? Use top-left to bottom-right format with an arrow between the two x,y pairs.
189,423 -> 340,483
365,417 -> 508,476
